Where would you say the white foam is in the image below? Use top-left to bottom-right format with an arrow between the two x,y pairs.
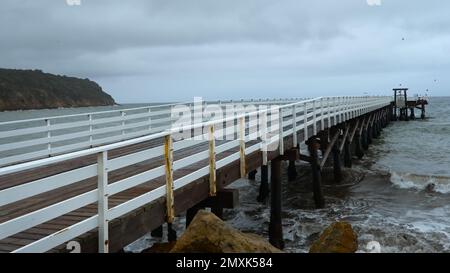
390,172 -> 450,194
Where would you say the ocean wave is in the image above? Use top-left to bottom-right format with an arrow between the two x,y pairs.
390,172 -> 450,194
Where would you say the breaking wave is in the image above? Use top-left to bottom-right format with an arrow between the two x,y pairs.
390,172 -> 450,194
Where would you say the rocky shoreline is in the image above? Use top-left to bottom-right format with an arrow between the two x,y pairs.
141,209 -> 358,254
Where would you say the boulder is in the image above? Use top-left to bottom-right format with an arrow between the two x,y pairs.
309,222 -> 358,253
170,210 -> 282,253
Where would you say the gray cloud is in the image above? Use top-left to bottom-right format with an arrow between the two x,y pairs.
0,0 -> 448,102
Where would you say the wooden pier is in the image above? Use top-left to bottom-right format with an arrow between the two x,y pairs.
393,88 -> 428,121
0,96 -> 393,253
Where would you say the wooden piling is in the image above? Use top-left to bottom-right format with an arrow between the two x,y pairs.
367,124 -> 373,144
287,159 -> 297,181
410,107 -> 415,120
344,137 -> 352,168
186,204 -> 203,227
167,223 -> 177,242
354,130 -> 365,159
332,134 -> 343,183
421,103 -> 426,119
361,128 -> 369,150
269,157 -> 284,249
150,225 -> 163,238
248,169 -> 257,180
257,165 -> 270,203
307,138 -> 325,209
211,205 -> 224,219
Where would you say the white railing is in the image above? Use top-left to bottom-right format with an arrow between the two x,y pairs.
0,98 -> 301,167
0,96 -> 392,253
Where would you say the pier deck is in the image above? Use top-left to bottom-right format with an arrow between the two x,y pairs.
0,96 -> 393,253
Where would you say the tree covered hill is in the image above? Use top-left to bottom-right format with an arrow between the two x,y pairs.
0,68 -> 116,111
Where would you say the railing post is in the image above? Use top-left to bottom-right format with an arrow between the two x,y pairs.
292,104 -> 297,147
164,134 -> 175,224
261,110 -> 268,166
239,117 -> 246,178
337,97 -> 341,122
303,102 -> 308,140
327,97 -> 331,127
346,97 -> 350,119
278,107 -> 284,155
208,125 -> 217,196
88,114 -> 93,148
147,107 -> 152,132
121,111 -> 126,137
312,100 -> 317,135
320,98 -> 324,131
97,151 -> 109,253
46,119 -> 51,157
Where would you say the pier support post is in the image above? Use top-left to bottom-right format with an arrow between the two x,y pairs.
410,108 -> 415,120
257,165 -> 270,203
332,135 -> 343,183
361,126 -> 369,151
421,103 -> 426,119
287,160 -> 297,181
150,225 -> 163,238
307,138 -> 325,209
211,205 -> 224,219
248,170 -> 257,180
167,223 -> 177,242
319,130 -> 329,156
371,122 -> 377,139
373,118 -> 380,139
186,204 -> 203,228
344,137 -> 352,168
269,157 -> 284,249
354,131 -> 365,159
367,124 -> 373,145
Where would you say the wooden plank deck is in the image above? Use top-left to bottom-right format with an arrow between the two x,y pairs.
0,120 -> 316,253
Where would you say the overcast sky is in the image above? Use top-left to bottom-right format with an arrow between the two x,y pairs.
0,0 -> 448,103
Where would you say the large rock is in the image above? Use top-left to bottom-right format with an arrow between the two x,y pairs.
309,222 -> 358,253
170,210 -> 282,253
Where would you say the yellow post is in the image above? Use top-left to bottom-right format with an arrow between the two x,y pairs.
208,125 -> 217,196
164,134 -> 175,223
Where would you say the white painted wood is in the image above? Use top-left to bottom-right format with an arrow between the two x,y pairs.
0,164 -> 97,207
13,215 -> 98,253
97,151 -> 109,253
0,189 -> 98,240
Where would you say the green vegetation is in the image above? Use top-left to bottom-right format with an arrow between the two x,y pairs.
0,68 -> 116,111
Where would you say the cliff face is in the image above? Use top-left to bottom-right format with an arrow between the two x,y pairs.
0,68 -> 116,111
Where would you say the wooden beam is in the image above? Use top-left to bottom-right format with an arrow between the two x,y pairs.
320,130 -> 340,169
339,124 -> 350,153
197,188 -> 239,209
349,119 -> 360,144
